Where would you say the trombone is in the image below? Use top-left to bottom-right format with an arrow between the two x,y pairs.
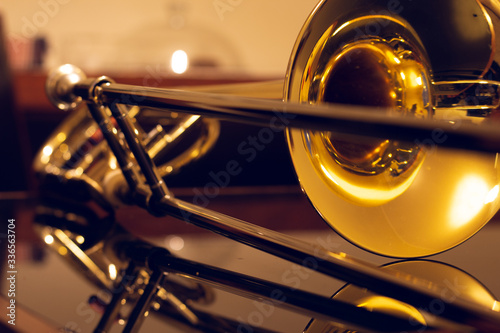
33,0 -> 500,332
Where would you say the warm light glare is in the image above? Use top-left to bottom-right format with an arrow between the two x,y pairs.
75,235 -> 85,244
109,264 -> 117,280
58,247 -> 68,256
357,296 -> 426,326
74,167 -> 84,176
60,64 -> 74,74
44,235 -> 54,245
318,163 -> 420,206
59,143 -> 69,153
56,132 -> 67,142
485,185 -> 499,204
168,236 -> 185,251
171,50 -> 189,74
42,145 -> 53,156
68,73 -> 81,85
449,175 -> 490,228
41,155 -> 50,164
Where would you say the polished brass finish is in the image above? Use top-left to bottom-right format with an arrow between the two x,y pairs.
32,0 -> 500,331
285,5 -> 500,258
33,103 -> 220,207
298,38 -> 430,206
305,260 -> 499,333
483,0 -> 500,18
45,64 -> 87,111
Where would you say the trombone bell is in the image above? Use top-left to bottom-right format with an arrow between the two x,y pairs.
285,0 -> 500,257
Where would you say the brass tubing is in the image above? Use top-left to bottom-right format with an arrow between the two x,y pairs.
118,243 -> 439,333
71,81 -> 500,153
146,196 -> 500,333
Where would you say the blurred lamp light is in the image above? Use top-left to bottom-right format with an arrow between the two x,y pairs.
171,50 -> 188,74
44,235 -> 54,245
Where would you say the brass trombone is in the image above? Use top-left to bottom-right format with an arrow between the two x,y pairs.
33,0 -> 500,332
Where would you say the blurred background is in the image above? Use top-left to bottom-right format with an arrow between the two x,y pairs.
0,0 -> 320,194
1,0 -> 318,75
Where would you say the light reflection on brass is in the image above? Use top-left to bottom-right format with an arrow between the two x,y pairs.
304,261 -> 499,333
286,12 -> 500,257
108,264 -> 117,280
301,38 -> 430,207
356,295 -> 426,326
449,174 -> 498,229
36,225 -> 114,290
44,234 -> 54,245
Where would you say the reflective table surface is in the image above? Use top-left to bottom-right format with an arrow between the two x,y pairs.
1,192 -> 500,333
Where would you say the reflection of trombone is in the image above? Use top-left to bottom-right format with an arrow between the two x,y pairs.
34,0 -> 500,331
